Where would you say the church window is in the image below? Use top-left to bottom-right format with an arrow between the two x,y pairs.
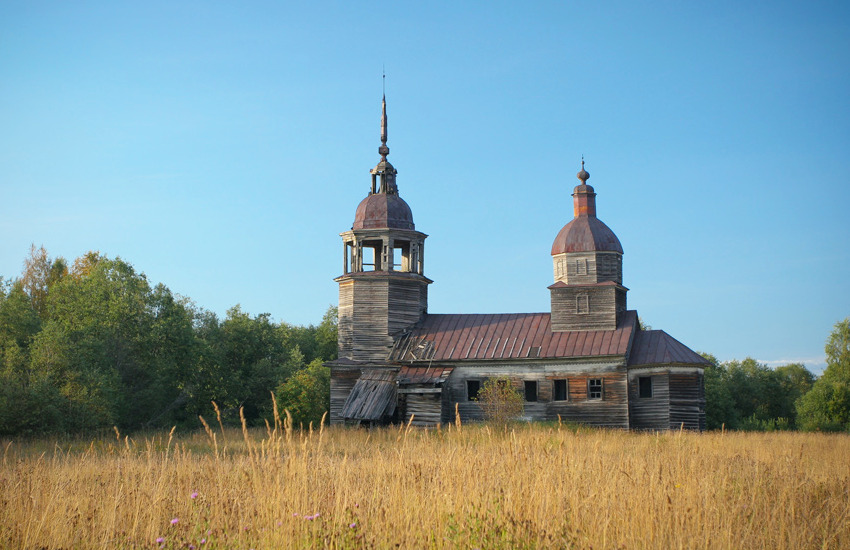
639,376 -> 652,398
588,379 -> 603,399
577,295 -> 589,314
524,381 -> 538,402
467,380 -> 481,401
553,379 -> 568,401
576,259 -> 587,275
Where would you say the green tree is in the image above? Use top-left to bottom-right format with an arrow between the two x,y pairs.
217,306 -> 288,424
701,352 -> 814,430
275,359 -> 330,427
477,376 -> 524,425
20,244 -> 67,319
797,319 -> 850,432
0,282 -> 58,435
701,352 -> 737,430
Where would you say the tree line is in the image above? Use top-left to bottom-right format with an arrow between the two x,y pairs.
701,317 -> 850,432
1,246 -> 848,435
0,246 -> 335,436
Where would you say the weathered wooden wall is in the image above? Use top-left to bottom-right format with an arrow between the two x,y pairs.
550,285 -> 627,332
552,251 -> 623,285
669,372 -> 705,430
398,390 -> 443,426
628,372 -> 670,430
330,369 -> 360,424
337,274 -> 427,363
440,362 -> 630,428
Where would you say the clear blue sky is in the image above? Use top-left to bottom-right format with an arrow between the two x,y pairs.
2,1 -> 848,372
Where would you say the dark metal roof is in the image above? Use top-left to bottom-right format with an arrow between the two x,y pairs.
340,369 -> 398,421
353,193 -> 414,230
627,329 -> 711,367
551,216 -> 623,255
390,310 -> 637,362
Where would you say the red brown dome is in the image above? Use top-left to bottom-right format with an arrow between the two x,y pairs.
551,216 -> 622,254
353,193 -> 414,230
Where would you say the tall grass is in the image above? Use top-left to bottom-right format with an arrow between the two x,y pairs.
1,420 -> 848,548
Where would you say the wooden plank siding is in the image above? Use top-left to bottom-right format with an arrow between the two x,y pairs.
440,364 -> 629,428
669,373 -> 705,430
399,392 -> 443,426
550,284 -> 627,332
338,276 -> 428,363
628,373 -> 670,430
330,369 -> 360,424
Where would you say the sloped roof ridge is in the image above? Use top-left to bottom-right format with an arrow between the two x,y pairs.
627,328 -> 711,367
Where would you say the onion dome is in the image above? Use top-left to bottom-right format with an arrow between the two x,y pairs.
551,160 -> 623,254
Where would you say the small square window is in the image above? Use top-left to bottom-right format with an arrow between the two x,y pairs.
553,379 -> 567,401
639,376 -> 652,398
577,295 -> 589,314
588,379 -> 603,399
524,381 -> 538,402
467,380 -> 481,401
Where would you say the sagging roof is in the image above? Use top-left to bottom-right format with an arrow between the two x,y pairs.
627,329 -> 711,367
390,310 -> 637,362
397,366 -> 453,385
340,369 -> 398,421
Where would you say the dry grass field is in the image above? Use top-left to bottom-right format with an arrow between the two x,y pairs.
1,417 -> 848,549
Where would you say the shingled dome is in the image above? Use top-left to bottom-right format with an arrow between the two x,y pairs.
353,192 -> 414,230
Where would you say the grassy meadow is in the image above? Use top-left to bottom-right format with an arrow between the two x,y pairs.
1,418 -> 848,549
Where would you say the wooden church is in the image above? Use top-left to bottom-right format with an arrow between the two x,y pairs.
327,96 -> 708,430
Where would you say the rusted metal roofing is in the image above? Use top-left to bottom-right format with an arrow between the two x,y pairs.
551,216 -> 623,255
352,193 -> 414,230
627,330 -> 711,367
390,310 -> 637,362
340,369 -> 398,421
397,366 -> 453,385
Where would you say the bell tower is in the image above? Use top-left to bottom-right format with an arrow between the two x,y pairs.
334,95 -> 431,363
549,160 -> 627,331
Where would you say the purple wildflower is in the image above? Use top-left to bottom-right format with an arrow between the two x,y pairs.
170,518 -> 179,525
190,491 -> 199,499
349,522 -> 357,528
189,545 -> 196,550
200,539 -> 206,545
156,537 -> 164,543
